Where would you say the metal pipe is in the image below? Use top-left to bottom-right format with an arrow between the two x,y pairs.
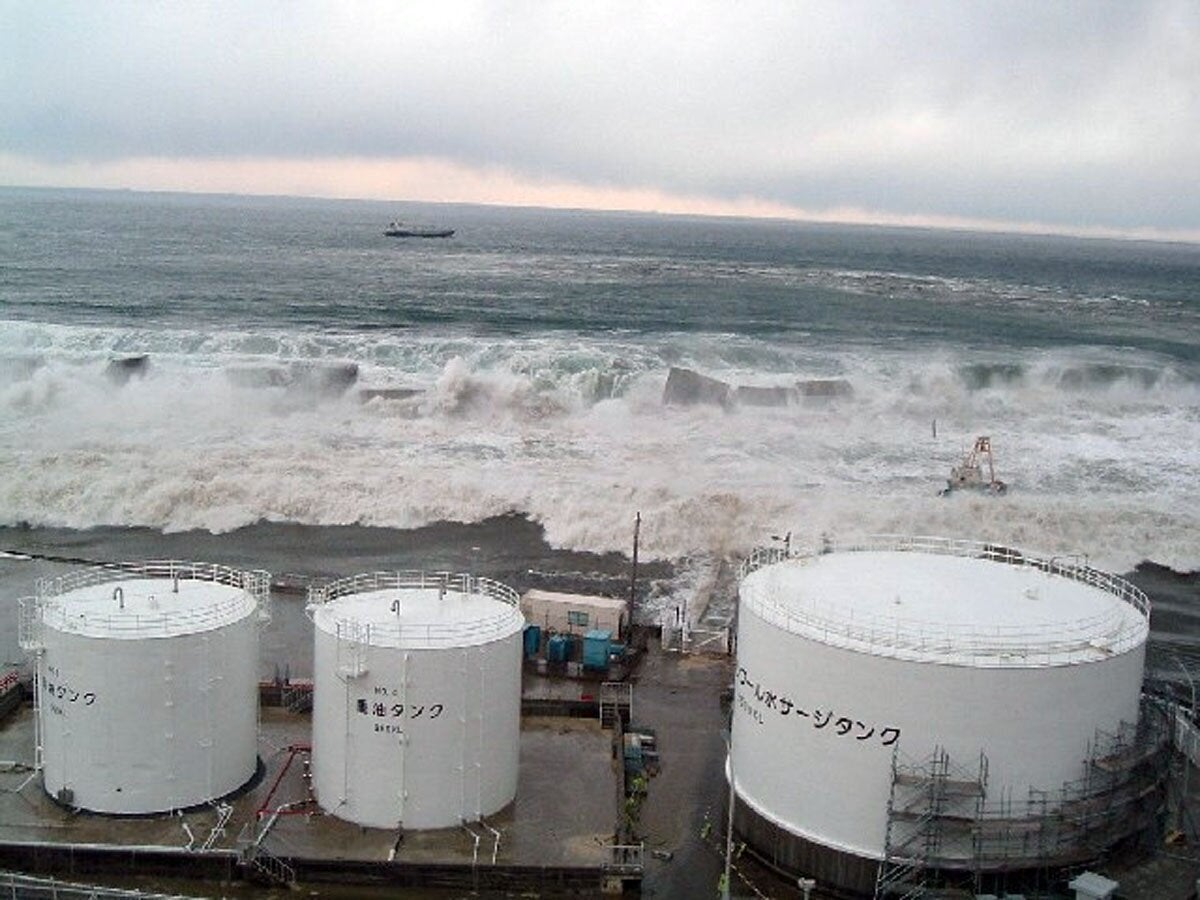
482,818 -> 501,864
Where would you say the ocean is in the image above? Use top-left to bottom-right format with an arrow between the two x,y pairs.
1,187 -> 1198,643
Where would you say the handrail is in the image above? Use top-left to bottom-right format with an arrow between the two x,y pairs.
308,570 -> 519,608
0,870 -> 197,899
330,612 -> 525,646
306,571 -> 522,647
738,535 -> 1150,665
605,841 -> 645,873
33,560 -> 270,637
39,560 -> 271,602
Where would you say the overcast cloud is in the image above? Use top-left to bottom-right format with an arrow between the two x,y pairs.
3,1 -> 1198,236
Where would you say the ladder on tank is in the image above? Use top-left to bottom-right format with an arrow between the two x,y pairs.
17,595 -> 43,654
17,595 -> 44,774
336,620 -> 370,678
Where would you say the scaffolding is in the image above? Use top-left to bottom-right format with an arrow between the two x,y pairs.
874,747 -> 987,899
874,697 -> 1171,898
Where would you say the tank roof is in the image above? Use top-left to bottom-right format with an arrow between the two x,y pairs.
310,573 -> 524,649
40,576 -> 258,639
739,539 -> 1149,667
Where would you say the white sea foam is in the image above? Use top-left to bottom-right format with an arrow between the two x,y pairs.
1,319 -> 1197,574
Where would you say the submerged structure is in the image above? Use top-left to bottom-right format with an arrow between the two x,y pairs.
18,561 -> 270,815
940,435 -> 1007,495
731,536 -> 1166,897
307,571 -> 524,830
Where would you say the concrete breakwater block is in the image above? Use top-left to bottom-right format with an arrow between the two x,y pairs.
661,367 -> 733,408
734,384 -> 794,407
358,387 -> 424,403
796,378 -> 853,399
663,367 -> 853,409
225,362 -> 359,396
105,355 -> 150,385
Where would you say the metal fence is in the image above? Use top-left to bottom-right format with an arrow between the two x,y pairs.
0,871 -> 190,900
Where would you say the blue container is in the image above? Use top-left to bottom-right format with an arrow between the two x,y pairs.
583,629 -> 612,670
622,734 -> 644,774
547,633 -> 571,663
523,624 -> 541,659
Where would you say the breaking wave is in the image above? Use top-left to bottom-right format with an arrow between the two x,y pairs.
0,318 -> 1198,574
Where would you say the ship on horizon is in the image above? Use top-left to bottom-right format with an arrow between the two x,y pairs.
384,220 -> 454,238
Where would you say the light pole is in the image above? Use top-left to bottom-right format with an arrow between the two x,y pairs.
1172,653 -> 1196,832
1173,652 -> 1196,720
722,731 -> 736,900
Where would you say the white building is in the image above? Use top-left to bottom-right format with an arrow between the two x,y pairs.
520,589 -> 628,638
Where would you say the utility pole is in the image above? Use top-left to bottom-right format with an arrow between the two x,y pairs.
1173,652 -> 1195,832
722,732 -> 735,900
630,511 -> 641,624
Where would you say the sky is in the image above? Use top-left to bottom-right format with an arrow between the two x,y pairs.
3,1 -> 1199,241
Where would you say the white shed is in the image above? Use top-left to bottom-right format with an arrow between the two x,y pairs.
519,589 -> 628,638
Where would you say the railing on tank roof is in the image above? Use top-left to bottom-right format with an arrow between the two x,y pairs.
307,570 -> 521,646
737,535 -> 1150,666
39,559 -> 271,601
33,560 -> 270,637
309,570 -> 519,607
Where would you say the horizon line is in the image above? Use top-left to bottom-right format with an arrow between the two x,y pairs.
4,172 -> 1199,248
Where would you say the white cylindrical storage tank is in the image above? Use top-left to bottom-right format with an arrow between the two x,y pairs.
731,537 -> 1154,895
26,561 -> 268,815
309,572 -> 524,830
